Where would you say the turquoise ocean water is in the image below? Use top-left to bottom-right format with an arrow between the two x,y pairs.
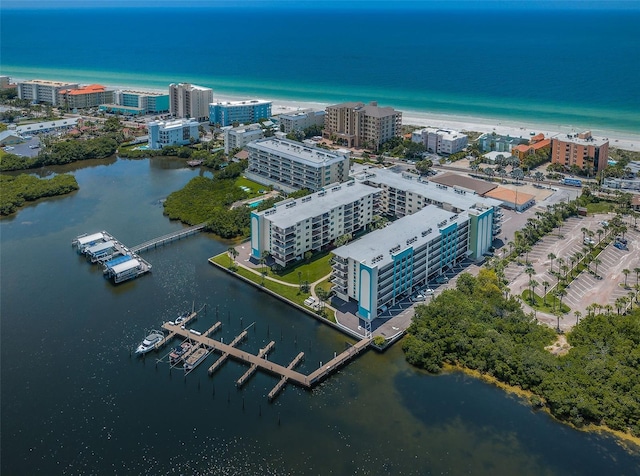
1,6 -> 639,132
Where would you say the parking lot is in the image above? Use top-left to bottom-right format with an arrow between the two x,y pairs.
2,135 -> 42,158
506,213 -> 639,330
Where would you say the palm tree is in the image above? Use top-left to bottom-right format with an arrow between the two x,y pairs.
623,268 -> 631,288
593,257 -> 601,277
604,304 -> 614,317
554,310 -> 563,333
634,267 -> 640,286
581,227 -> 588,241
560,264 -> 569,281
547,252 -> 556,273
586,303 -> 596,318
574,310 -> 582,325
542,280 -> 550,304
615,297 -> 626,315
556,288 -> 567,311
227,246 -> 239,267
597,228 -> 604,243
628,291 -> 635,310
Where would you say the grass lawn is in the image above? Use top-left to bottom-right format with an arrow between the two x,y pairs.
315,278 -> 333,293
586,202 -> 615,214
235,176 -> 267,196
274,252 -> 333,284
522,290 -> 570,314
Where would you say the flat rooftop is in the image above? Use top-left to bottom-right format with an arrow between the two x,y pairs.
211,99 -> 271,107
149,118 -> 198,129
19,79 -> 78,87
351,165 -> 500,211
247,138 -> 349,167
429,172 -> 499,196
333,205 -> 468,269
554,131 -> 609,147
256,181 -> 379,229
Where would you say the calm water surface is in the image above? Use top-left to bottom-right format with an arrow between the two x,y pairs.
1,158 -> 639,475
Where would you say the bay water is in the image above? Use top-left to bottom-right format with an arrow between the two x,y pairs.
1,158 -> 639,474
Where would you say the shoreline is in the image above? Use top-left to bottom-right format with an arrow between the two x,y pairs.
5,73 -> 640,152
442,363 -> 640,451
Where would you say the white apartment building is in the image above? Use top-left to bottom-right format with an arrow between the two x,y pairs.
245,138 -> 350,193
17,80 -> 79,106
250,181 -> 380,266
332,206 -> 470,321
148,118 -> 199,149
351,165 -> 501,259
277,109 -> 325,134
323,101 -> 402,149
411,128 -> 468,155
169,83 -> 213,122
223,124 -> 265,154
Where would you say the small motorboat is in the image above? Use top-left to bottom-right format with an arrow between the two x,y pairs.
135,330 -> 164,354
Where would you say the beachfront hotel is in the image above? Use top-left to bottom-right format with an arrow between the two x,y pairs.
411,128 -> 468,155
245,137 -> 350,193
331,205 -> 470,321
99,90 -> 170,116
17,79 -> 79,106
223,123 -> 264,154
169,83 -> 213,122
277,109 -> 326,134
322,101 -> 402,149
59,84 -> 115,110
551,131 -> 609,173
250,181 -> 380,267
351,165 -> 501,253
148,118 -> 199,149
209,99 -> 272,127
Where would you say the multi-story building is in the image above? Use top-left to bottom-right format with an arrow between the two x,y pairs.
477,132 -> 528,153
169,83 -> 213,122
351,165 -> 501,251
551,131 -> 609,174
17,80 -> 79,106
110,90 -> 170,114
148,118 -> 199,149
59,84 -> 115,110
209,99 -> 272,127
250,181 -> 380,266
332,205 -> 470,321
322,101 -> 402,149
411,128 -> 468,155
245,138 -> 350,193
277,109 -> 325,134
223,123 -> 264,153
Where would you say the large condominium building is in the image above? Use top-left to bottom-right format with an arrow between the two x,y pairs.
209,99 -> 272,127
351,166 -> 501,253
551,131 -> 609,173
59,84 -> 115,109
322,101 -> 402,149
115,90 -> 169,114
223,123 -> 264,154
17,80 -> 79,106
245,138 -> 350,193
277,109 -> 325,134
411,128 -> 468,155
169,83 -> 213,122
148,118 -> 199,149
332,205 -> 470,321
250,181 -> 380,266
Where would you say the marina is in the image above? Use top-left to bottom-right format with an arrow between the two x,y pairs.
144,307 -> 372,401
72,225 -> 204,284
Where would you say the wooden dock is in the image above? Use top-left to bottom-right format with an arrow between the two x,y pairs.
150,315 -> 372,400
131,223 -> 206,253
236,341 -> 275,388
268,351 -> 305,401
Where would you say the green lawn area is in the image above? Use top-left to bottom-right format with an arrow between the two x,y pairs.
522,290 -> 570,314
235,176 -> 267,196
274,252 -> 333,284
315,277 -> 333,293
586,202 -> 615,214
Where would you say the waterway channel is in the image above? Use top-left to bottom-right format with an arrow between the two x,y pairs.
1,157 -> 639,475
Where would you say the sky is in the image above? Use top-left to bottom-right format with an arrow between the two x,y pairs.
1,0 -> 638,9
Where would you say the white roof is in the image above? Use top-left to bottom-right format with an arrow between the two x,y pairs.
76,232 -> 104,246
110,259 -> 141,274
85,240 -> 114,254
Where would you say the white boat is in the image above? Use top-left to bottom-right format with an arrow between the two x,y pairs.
135,330 -> 164,354
183,346 -> 209,372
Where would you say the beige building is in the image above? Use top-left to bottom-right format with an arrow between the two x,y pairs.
551,131 -> 609,174
17,79 -> 79,106
169,83 -> 213,122
59,84 -> 115,109
323,101 -> 402,149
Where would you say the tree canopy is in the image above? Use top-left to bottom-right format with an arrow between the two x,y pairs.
0,173 -> 79,215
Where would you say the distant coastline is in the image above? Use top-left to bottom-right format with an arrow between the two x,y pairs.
4,66 -> 640,152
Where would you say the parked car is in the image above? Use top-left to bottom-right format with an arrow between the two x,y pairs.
411,294 -> 426,302
616,236 -> 628,245
583,238 -> 595,245
614,242 -> 628,250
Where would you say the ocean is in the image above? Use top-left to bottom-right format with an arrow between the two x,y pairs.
1,6 -> 639,133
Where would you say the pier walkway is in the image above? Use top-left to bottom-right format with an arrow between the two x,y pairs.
156,322 -> 372,397
131,223 -> 206,253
